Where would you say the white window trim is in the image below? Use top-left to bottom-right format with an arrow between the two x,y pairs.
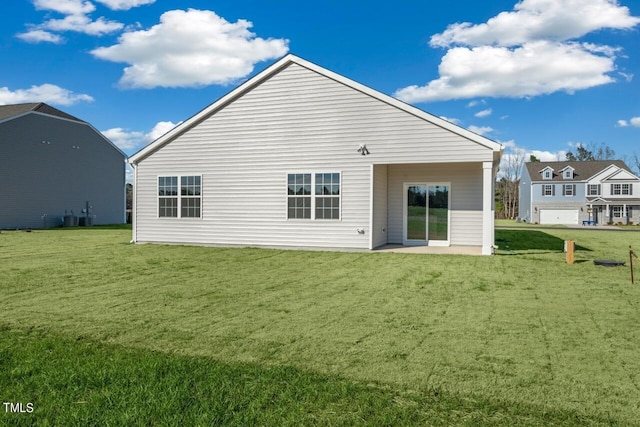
157,174 -> 203,219
543,170 -> 552,180
563,184 -> 574,196
286,171 -> 342,221
587,184 -> 600,196
543,184 -> 554,197
611,183 -> 631,196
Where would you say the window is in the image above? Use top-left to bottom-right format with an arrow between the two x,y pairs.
315,173 -> 340,219
158,175 -> 201,218
287,174 -> 311,219
612,206 -> 627,219
611,183 -> 632,195
543,170 -> 552,180
287,172 -> 340,220
563,184 -> 575,196
158,176 -> 178,217
543,184 -> 554,196
587,184 -> 600,196
181,176 -> 201,218
564,169 -> 573,179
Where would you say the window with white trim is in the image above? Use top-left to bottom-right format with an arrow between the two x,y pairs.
158,175 -> 201,218
287,173 -> 341,220
543,170 -> 552,179
587,184 -> 600,196
180,176 -> 202,218
315,173 -> 340,219
611,183 -> 632,195
287,174 -> 311,219
563,184 -> 575,196
543,184 -> 554,196
612,206 -> 627,219
564,169 -> 573,179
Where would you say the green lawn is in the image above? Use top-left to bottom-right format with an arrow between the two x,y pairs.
1,226 -> 640,425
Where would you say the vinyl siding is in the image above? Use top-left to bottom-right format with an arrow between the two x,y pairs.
387,163 -> 483,246
0,114 -> 125,229
134,63 -> 494,249
532,182 -> 586,203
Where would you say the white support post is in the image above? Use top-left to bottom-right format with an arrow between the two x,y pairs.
482,161 -> 494,255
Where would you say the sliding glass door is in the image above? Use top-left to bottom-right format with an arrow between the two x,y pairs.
403,183 -> 449,245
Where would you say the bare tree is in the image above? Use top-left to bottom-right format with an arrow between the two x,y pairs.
625,152 -> 640,175
566,142 -> 616,162
497,148 -> 526,220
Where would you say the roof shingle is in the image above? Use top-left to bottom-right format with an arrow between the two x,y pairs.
525,160 -> 632,181
0,102 -> 84,123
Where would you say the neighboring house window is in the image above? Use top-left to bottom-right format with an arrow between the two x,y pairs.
563,184 -> 575,196
564,169 -> 572,179
543,170 -> 552,180
315,173 -> 340,219
287,173 -> 341,220
611,183 -> 632,195
587,184 -> 601,196
158,175 -> 201,218
612,206 -> 627,219
543,184 -> 555,196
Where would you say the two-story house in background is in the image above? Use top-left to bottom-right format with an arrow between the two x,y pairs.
519,160 -> 640,225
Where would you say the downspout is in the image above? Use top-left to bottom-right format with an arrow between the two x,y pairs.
130,161 -> 137,243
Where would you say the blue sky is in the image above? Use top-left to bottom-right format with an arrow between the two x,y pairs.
2,0 -> 639,169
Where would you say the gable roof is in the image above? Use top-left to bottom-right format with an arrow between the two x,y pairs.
525,160 -> 633,182
0,102 -> 126,159
130,54 -> 502,164
0,102 -> 84,123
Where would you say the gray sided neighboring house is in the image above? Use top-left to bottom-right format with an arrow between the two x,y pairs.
0,103 -> 127,229
130,54 -> 503,254
519,160 -> 640,225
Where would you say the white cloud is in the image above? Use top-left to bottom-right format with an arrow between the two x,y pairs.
95,0 -> 155,11
91,9 -> 289,89
528,149 -> 567,162
102,120 -> 179,151
21,0 -> 123,41
619,72 -> 634,82
396,0 -> 639,103
430,0 -> 640,48
467,125 -> 493,135
466,100 -> 485,108
101,127 -> 145,151
17,29 -> 64,44
475,108 -> 492,118
42,14 -> 123,35
34,0 -> 95,15
439,116 -> 461,125
617,117 -> 640,127
0,84 -> 94,105
395,41 -> 615,102
146,120 -> 177,140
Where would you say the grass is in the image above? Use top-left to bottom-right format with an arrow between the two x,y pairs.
1,226 -> 640,424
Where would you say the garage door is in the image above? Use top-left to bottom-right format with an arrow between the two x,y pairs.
540,209 -> 579,225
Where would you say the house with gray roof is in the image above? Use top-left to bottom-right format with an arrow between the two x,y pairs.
129,55 -> 503,254
0,102 -> 126,229
519,160 -> 640,225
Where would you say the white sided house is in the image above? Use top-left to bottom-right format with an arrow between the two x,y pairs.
129,55 -> 503,254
